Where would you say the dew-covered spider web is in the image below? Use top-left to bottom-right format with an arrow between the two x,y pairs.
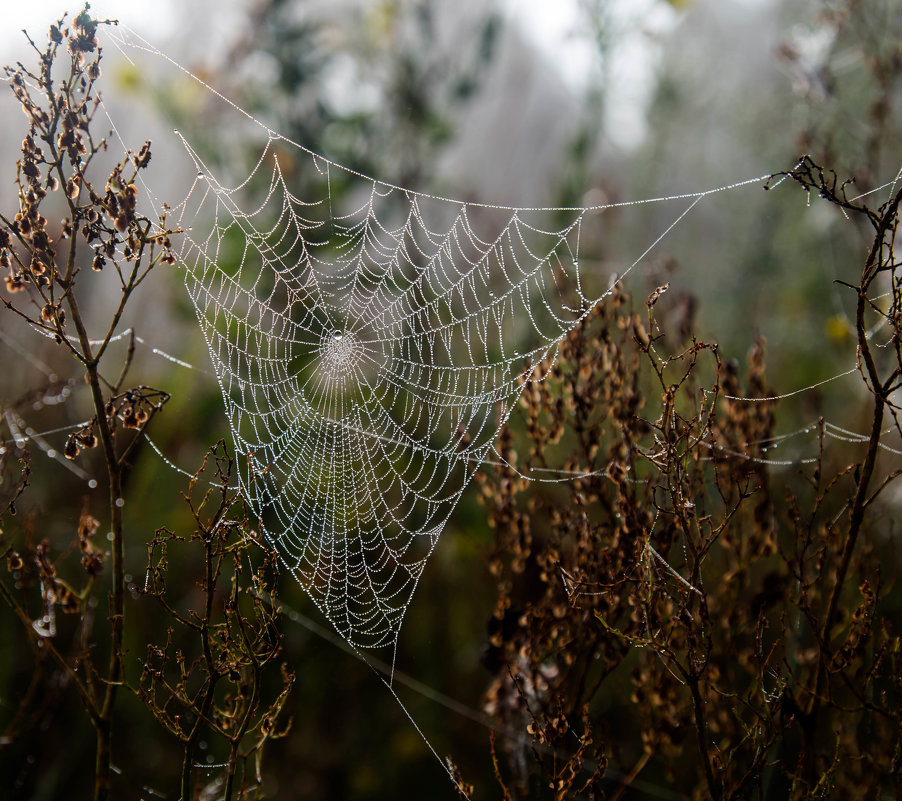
2,16 -> 902,801
2,19 -> 897,664
175,132 -> 598,650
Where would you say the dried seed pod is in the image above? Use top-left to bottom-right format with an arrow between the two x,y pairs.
64,437 -> 80,460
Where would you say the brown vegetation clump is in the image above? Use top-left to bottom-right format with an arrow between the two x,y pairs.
0,11 -> 292,801
478,160 -> 902,800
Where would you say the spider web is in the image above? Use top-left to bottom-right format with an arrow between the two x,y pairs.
173,130 -> 603,650
2,22 -> 898,695
5,19 -> 846,661
0,18 -> 899,801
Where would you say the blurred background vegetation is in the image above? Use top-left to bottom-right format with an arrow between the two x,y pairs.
1,0 -> 901,798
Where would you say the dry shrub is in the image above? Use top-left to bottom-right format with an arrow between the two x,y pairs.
479,163 -> 902,800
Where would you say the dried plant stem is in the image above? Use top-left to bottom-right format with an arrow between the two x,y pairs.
798,176 -> 902,776
808,356 -> 883,715
92,408 -> 124,801
52,97 -> 125,801
180,526 -> 221,800
688,674 -> 720,801
0,10 -> 177,797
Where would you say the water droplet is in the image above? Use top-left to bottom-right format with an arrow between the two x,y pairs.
115,497 -> 125,508
107,532 -> 114,541
46,449 -> 56,459
88,479 -> 97,489
333,332 -> 344,341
